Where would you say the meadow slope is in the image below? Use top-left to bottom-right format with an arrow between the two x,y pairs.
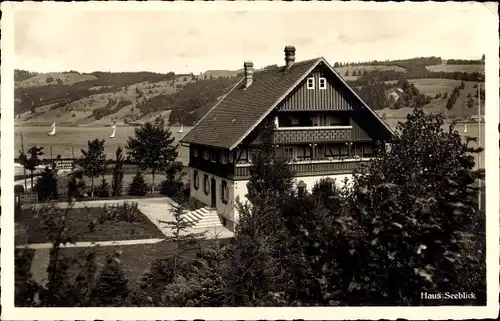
14,57 -> 485,127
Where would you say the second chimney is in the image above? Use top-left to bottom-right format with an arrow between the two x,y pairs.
244,61 -> 254,89
284,45 -> 296,69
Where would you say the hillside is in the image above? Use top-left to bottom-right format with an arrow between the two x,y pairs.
14,56 -> 485,127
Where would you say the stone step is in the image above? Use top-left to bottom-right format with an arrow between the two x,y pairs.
175,206 -> 224,229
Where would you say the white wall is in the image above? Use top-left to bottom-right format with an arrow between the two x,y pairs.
298,173 -> 353,192
189,167 -> 237,222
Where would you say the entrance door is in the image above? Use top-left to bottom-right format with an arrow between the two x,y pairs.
210,177 -> 217,207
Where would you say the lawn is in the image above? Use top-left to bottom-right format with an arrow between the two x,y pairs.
426,63 -> 485,74
15,204 -> 165,244
25,238 -> 232,293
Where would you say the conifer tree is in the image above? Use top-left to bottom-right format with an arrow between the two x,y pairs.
92,252 -> 130,306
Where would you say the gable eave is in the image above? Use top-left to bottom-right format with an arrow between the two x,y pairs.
228,58 -> 323,150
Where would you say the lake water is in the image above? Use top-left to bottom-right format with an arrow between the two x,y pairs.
13,125 -> 193,164
7,122 -> 486,176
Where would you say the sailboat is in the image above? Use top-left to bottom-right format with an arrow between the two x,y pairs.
47,122 -> 56,136
178,123 -> 184,134
464,124 -> 468,133
109,123 -> 117,139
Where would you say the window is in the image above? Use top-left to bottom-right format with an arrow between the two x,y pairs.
237,148 -> 249,163
193,148 -> 199,158
363,144 -> 374,157
203,174 -> 210,195
319,77 -> 327,89
221,180 -> 229,204
211,152 -> 217,163
284,147 -> 294,160
193,170 -> 200,190
202,150 -> 209,160
228,151 -> 234,163
297,146 -> 312,161
221,152 -> 228,164
306,77 -> 315,90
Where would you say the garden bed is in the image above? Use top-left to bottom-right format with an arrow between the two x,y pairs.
15,204 -> 165,244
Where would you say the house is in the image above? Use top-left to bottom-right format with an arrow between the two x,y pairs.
180,45 -> 395,231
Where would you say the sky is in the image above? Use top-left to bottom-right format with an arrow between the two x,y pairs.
11,2 -> 497,75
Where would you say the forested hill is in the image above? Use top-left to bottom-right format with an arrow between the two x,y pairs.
14,56 -> 485,126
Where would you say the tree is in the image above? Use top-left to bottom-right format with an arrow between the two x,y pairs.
246,120 -> 295,207
126,117 -> 178,194
111,147 -> 125,196
222,119 -> 296,306
95,177 -> 111,198
19,145 -> 44,189
136,195 -> 205,305
344,70 -> 350,76
467,95 -> 474,109
80,139 -> 107,197
35,166 -> 58,201
92,252 -> 130,306
127,170 -> 148,196
348,108 -> 485,305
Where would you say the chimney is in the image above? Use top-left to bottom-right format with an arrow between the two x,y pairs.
243,61 -> 254,89
284,45 -> 296,69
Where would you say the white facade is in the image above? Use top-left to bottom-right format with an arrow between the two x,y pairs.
189,166 -> 353,231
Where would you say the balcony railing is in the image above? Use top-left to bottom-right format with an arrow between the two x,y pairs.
273,126 -> 352,144
233,157 -> 371,179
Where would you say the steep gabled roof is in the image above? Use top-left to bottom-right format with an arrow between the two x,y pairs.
181,58 -> 320,149
181,57 -> 395,150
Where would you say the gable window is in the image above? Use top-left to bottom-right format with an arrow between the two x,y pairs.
193,148 -> 199,158
306,77 -> 315,90
203,174 -> 210,195
221,152 -> 228,164
221,180 -> 229,204
211,152 -> 217,163
319,77 -> 327,89
202,150 -> 209,160
193,170 -> 200,190
228,151 -> 234,163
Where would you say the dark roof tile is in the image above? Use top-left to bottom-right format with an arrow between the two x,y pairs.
181,58 -> 320,149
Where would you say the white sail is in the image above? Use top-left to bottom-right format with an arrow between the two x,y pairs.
178,123 -> 184,133
464,124 -> 468,133
109,124 -> 117,139
48,123 -> 56,136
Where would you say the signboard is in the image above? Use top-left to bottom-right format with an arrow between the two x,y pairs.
54,160 -> 74,171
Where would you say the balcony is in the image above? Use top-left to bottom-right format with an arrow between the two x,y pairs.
273,126 -> 352,144
233,157 -> 371,179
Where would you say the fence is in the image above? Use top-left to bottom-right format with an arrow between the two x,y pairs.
16,192 -> 38,204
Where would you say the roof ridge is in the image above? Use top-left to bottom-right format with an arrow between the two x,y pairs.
253,57 -> 322,75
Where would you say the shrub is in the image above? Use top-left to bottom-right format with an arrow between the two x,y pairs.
95,177 -> 111,198
160,179 -> 182,196
127,171 -> 148,196
35,167 -> 58,201
100,202 -> 141,222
